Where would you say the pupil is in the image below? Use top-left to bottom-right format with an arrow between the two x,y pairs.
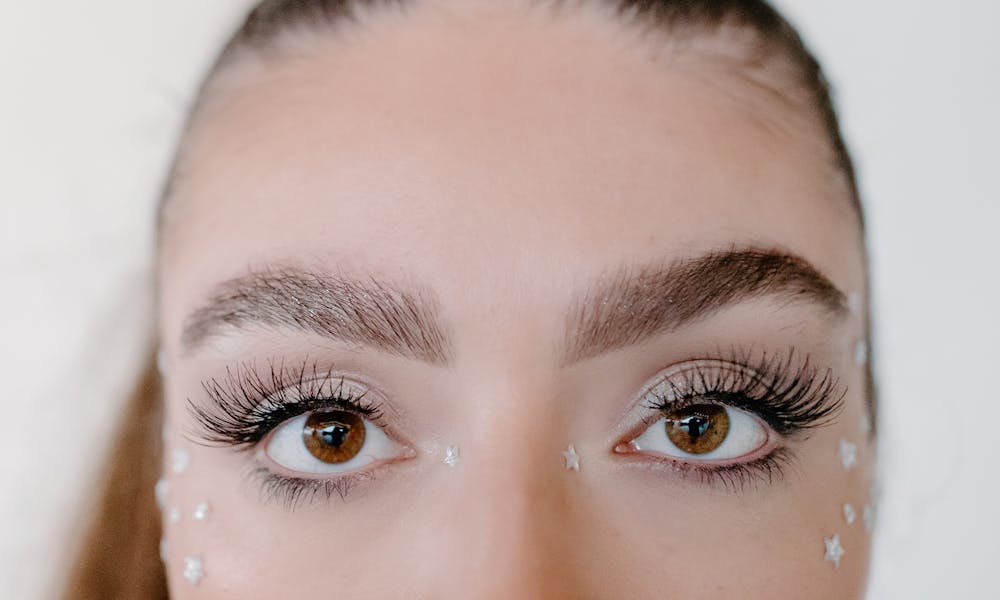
681,416 -> 710,439
319,423 -> 351,448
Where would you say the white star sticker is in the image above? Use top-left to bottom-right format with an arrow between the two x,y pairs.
863,505 -> 875,533
839,438 -> 858,471
843,503 -> 856,525
193,501 -> 211,522
183,555 -> 204,586
443,445 -> 460,467
172,447 -> 191,474
562,445 -> 580,471
824,534 -> 845,568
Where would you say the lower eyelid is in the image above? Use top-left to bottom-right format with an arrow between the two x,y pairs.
614,447 -> 797,492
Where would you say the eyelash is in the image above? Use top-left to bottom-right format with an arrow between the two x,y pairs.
630,347 -> 845,491
188,348 -> 844,503
188,359 -> 388,507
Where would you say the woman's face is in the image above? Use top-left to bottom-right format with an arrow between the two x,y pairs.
157,4 -> 873,598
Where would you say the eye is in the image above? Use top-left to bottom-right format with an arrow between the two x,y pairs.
628,403 -> 770,462
263,409 -> 405,475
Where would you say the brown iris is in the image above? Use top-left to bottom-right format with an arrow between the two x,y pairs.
302,410 -> 366,464
664,404 -> 730,454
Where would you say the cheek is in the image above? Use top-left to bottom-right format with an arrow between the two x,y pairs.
568,421 -> 875,596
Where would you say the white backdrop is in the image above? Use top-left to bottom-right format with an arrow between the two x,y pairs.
1,1 -> 997,597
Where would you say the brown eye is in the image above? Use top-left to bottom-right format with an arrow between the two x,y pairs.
302,410 -> 366,464
664,404 -> 730,454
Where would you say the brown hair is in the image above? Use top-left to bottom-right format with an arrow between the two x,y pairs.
68,1 -> 873,596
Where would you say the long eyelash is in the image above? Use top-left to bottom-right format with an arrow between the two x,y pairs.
187,358 -> 383,450
645,346 -> 846,437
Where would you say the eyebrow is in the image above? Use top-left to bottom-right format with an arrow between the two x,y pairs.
182,248 -> 845,367
181,267 -> 452,364
561,247 -> 848,365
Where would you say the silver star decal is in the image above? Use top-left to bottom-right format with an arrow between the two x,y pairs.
839,438 -> 858,471
562,445 -> 580,471
824,534 -> 845,568
193,501 -> 211,522
843,503 -> 856,525
863,505 -> 875,533
183,555 -> 204,586
443,445 -> 460,467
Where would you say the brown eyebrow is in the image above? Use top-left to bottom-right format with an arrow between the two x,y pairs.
561,247 -> 848,365
181,267 -> 452,365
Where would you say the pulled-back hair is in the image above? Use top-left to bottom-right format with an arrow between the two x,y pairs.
67,2 -> 872,597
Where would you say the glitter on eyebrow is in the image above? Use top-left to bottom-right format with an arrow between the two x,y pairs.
183,555 -> 204,586
168,507 -> 181,524
824,534 -> 845,568
172,448 -> 191,474
839,438 -> 858,471
154,479 -> 169,510
193,501 -> 211,522
562,445 -> 580,472
843,503 -> 856,525
443,445 -> 460,467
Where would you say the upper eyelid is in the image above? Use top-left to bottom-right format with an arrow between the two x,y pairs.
618,350 -> 844,437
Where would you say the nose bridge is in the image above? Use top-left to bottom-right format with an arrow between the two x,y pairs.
425,386 -> 578,598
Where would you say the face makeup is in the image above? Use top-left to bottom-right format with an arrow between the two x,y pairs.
154,478 -> 169,510
194,501 -> 211,522
838,438 -> 858,471
842,503 -> 856,525
168,507 -> 181,524
183,555 -> 205,586
863,505 -> 875,533
823,534 -> 844,568
443,445 -> 460,467
562,445 -> 580,471
172,448 -> 191,474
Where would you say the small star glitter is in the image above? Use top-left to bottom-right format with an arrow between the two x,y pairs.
839,438 -> 858,471
168,507 -> 181,524
843,503 -> 856,525
863,505 -> 875,533
183,555 -> 204,586
824,534 -> 845,568
154,478 -> 169,509
562,445 -> 580,471
193,501 -> 211,522
172,447 -> 191,474
443,445 -> 460,467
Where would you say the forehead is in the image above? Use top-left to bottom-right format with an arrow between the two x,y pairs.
159,3 -> 861,341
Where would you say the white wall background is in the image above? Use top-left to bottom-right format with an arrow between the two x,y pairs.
1,1 -> 997,597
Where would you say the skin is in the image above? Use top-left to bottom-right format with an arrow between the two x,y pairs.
157,1 -> 874,598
